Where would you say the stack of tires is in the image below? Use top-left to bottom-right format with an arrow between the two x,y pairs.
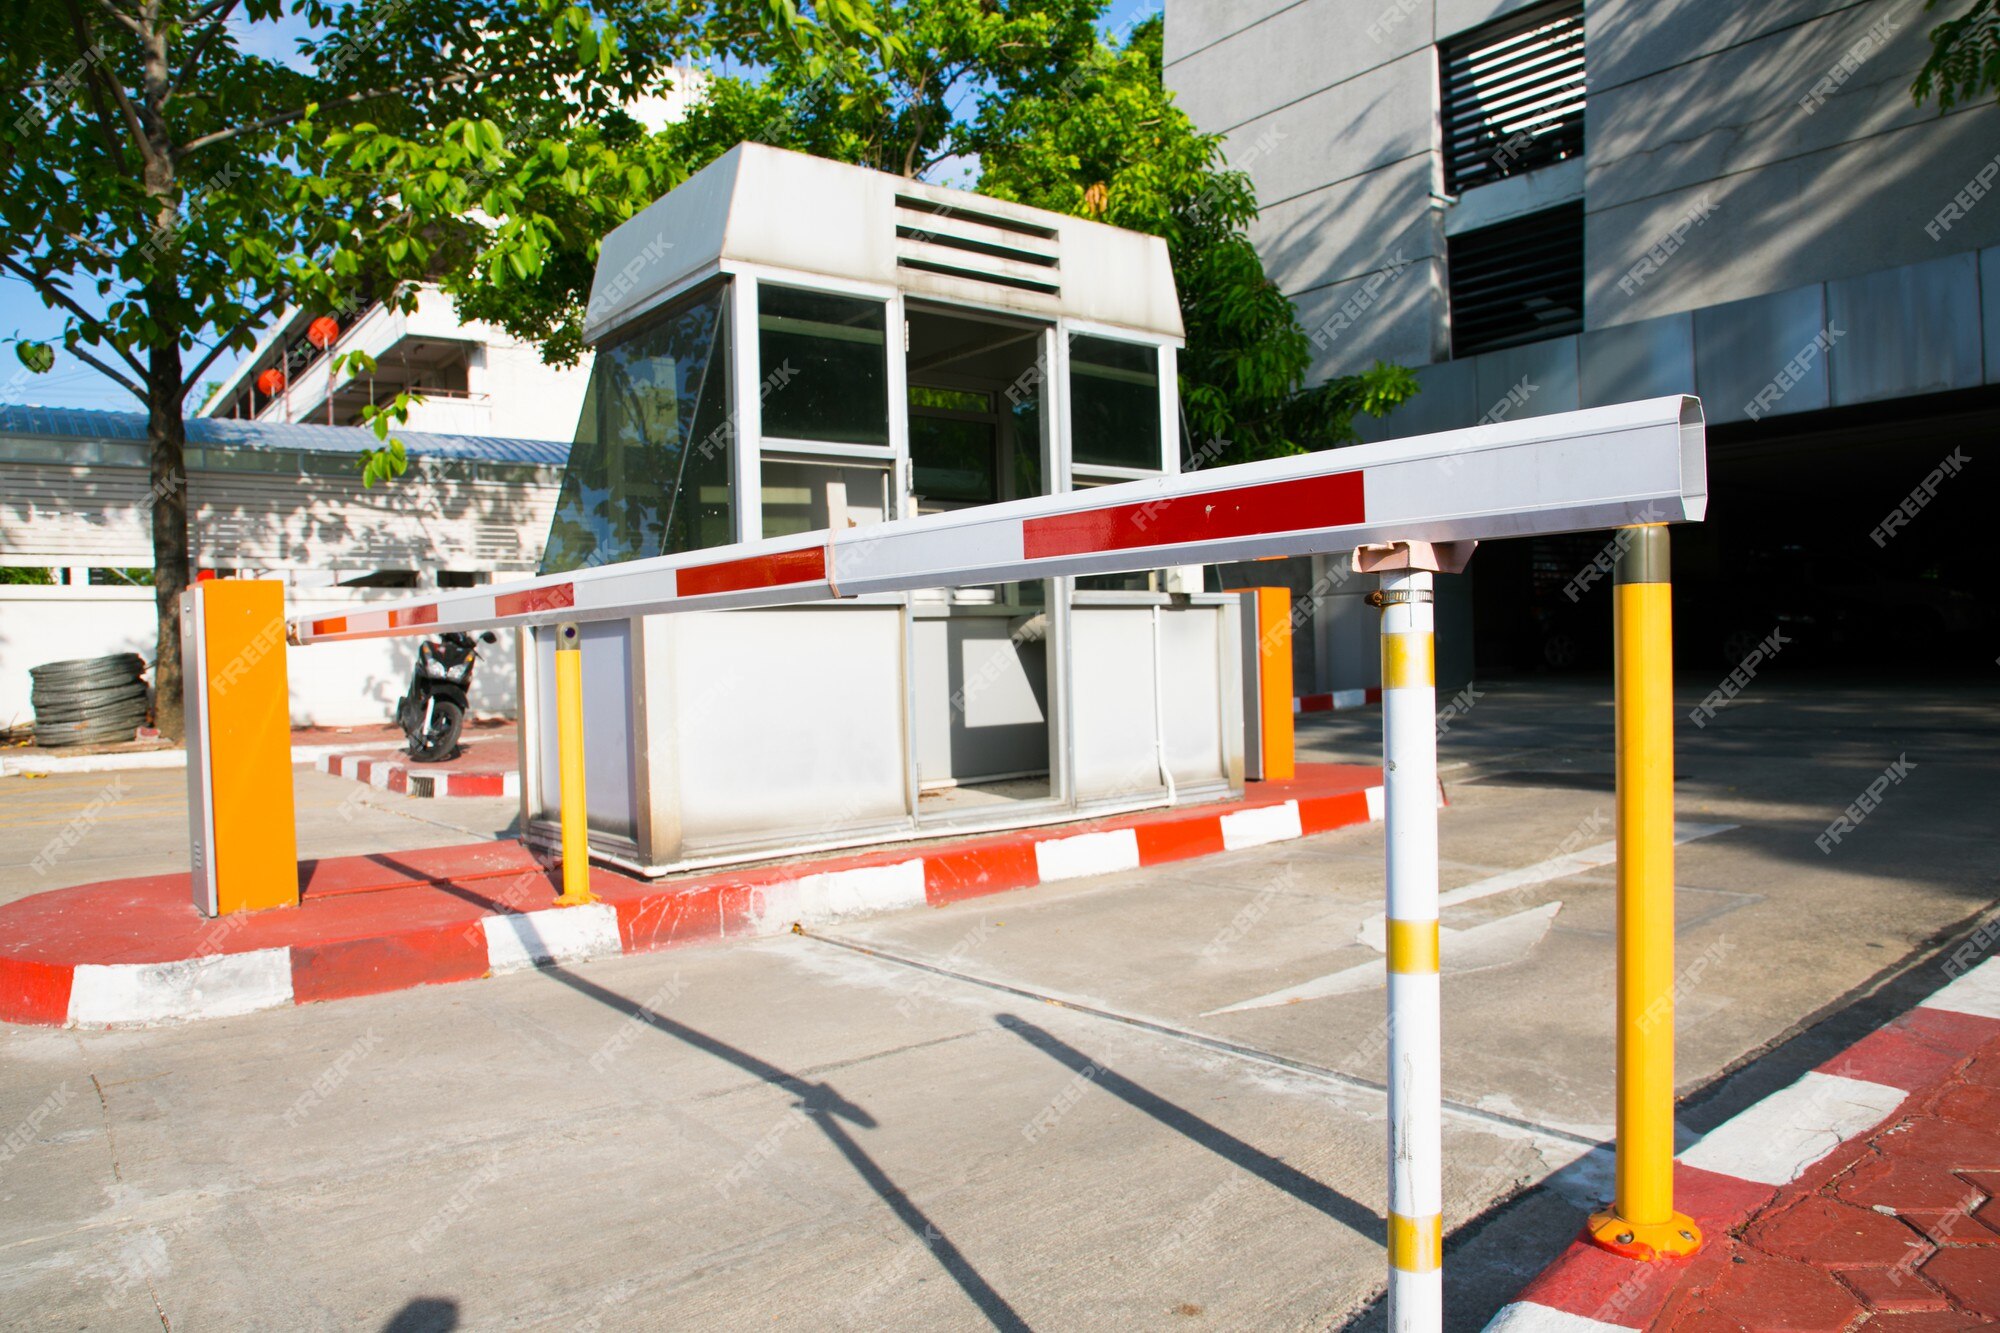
30,653 -> 150,748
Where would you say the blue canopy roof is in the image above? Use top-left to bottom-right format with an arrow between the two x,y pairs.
0,403 -> 570,468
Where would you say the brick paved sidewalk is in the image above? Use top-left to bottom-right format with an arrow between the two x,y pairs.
1490,961 -> 2000,1332
1648,1027 -> 2000,1330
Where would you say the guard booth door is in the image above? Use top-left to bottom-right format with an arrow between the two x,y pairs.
904,303 -> 1063,820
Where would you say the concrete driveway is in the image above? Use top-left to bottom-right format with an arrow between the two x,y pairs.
0,675 -> 1994,1330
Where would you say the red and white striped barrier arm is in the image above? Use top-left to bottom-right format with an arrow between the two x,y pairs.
289,396 -> 1706,645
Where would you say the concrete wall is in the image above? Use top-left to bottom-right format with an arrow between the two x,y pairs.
0,585 -> 518,735
1164,0 -> 2000,380
1,455 -> 562,576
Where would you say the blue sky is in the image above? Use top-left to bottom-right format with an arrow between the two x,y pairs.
2,1 -> 1167,411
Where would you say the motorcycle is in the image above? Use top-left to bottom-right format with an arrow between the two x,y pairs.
396,630 -> 497,763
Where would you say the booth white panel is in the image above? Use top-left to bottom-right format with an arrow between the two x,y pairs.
1069,607 -> 1167,802
665,606 -> 908,843
534,620 -> 638,841
1159,604 -> 1231,787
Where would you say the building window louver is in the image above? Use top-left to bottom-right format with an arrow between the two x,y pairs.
1447,202 -> 1584,357
1440,0 -> 1585,197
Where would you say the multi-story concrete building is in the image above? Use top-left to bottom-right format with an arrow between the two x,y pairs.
1170,0 -> 1999,680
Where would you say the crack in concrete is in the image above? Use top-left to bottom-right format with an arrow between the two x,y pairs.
73,1044 -> 173,1330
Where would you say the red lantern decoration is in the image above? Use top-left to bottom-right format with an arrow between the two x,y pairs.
306,315 -> 340,349
256,368 -> 284,395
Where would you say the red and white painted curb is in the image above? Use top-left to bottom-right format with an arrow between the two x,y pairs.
1296,688 -> 1381,715
1483,955 -> 2000,1331
315,752 -> 518,799
12,778 -> 1396,1029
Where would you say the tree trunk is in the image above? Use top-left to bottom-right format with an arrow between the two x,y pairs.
138,11 -> 187,742
148,343 -> 190,741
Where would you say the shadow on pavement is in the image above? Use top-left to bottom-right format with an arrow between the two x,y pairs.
538,964 -> 1031,1333
996,1012 -> 1385,1244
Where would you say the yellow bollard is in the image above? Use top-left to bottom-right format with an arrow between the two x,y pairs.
552,622 -> 597,907
1587,525 -> 1700,1260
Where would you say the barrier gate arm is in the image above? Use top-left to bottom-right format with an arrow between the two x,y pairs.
282,394 -> 1707,1330
287,396 -> 1705,646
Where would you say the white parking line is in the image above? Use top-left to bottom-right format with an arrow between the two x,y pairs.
1354,821 -> 1735,952
1203,822 -> 1737,1017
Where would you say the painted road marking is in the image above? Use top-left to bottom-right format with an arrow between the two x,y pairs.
1354,821 -> 1736,952
1203,822 -> 1737,1016
1205,903 -> 1564,1014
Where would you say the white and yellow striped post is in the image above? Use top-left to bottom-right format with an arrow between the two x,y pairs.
1379,565 -> 1441,1327
1353,538 -> 1470,1331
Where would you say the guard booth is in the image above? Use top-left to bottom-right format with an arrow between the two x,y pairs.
520,144 -> 1251,875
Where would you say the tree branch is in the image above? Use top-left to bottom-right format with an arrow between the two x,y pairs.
176,73 -> 468,159
179,289 -> 287,389
58,0 -> 136,159
65,0 -> 153,152
175,0 -> 245,88
66,342 -> 150,401
0,255 -> 150,381
86,0 -> 144,37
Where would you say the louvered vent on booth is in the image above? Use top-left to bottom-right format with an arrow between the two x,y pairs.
894,195 -> 1060,297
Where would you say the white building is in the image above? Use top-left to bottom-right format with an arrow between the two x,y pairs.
0,405 -> 567,728
199,286 -> 592,444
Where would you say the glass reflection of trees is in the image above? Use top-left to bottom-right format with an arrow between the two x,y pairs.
540,286 -> 734,574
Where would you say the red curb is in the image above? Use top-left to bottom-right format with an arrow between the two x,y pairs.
315,738 -> 520,801
2,764 -> 1389,1027
300,843 -> 547,899
0,956 -> 73,1027
1512,1166 -> 1776,1328
1296,687 -> 1382,713
292,926 -> 491,1004
1817,1006 -> 2000,1089
1133,816 -> 1227,865
924,839 -> 1041,907
1300,789 -> 1374,834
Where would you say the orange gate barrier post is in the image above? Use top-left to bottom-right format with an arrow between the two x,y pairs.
184,579 -> 299,916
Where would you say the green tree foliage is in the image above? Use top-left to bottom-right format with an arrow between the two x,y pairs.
669,6 -> 1416,468
973,16 -> 1415,465
1,0 -> 701,736
1914,0 -> 2000,110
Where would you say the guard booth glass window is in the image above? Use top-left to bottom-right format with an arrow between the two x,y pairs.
1069,335 -> 1162,472
539,284 -> 733,574
758,285 -> 890,446
760,456 -> 892,539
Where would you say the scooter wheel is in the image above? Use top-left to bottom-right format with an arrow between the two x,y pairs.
407,698 -> 465,764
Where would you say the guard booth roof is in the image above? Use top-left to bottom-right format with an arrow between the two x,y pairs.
581,142 -> 1186,348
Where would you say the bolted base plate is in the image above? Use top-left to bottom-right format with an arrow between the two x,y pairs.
1585,1209 -> 1703,1261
